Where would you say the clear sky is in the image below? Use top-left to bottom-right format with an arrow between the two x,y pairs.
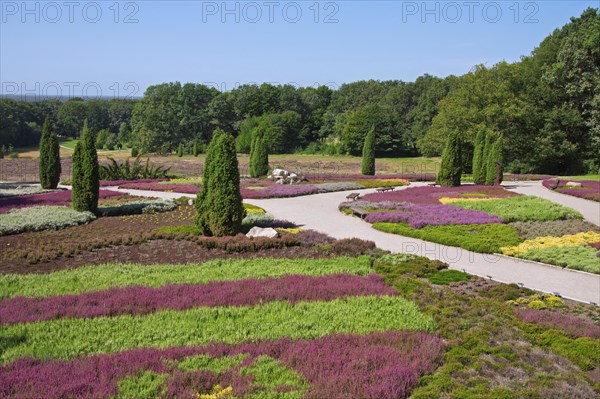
1,0 -> 598,98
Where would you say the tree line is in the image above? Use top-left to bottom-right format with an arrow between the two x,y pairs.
1,8 -> 598,174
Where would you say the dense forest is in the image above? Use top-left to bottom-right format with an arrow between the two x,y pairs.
1,9 -> 598,174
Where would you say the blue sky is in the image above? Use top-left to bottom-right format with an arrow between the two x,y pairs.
1,0 -> 598,98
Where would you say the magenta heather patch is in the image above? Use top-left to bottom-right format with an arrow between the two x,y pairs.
362,185 -> 519,205
515,308 -> 600,339
240,184 -> 318,199
364,204 -> 503,228
0,331 -> 445,399
0,274 -> 395,325
543,179 -> 600,202
0,190 -> 122,213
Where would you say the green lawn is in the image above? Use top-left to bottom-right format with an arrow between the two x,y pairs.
59,139 -> 79,150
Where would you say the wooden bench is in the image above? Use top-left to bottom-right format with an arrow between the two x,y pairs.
346,192 -> 361,201
375,186 -> 395,193
350,207 -> 369,219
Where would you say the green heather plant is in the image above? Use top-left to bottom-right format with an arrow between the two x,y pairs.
0,257 -> 373,299
0,206 -> 95,236
373,222 -> 522,253
518,245 -> 600,274
486,134 -> 504,185
39,116 -> 61,189
71,120 -> 99,214
361,127 -> 376,176
472,128 -> 487,185
450,196 -> 583,222
116,371 -> 168,399
436,131 -> 462,186
196,129 -> 245,236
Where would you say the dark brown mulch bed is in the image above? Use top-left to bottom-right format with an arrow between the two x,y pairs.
0,239 -> 332,274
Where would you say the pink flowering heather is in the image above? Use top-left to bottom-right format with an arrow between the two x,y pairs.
0,190 -> 122,213
514,308 -> 600,339
362,185 -> 520,205
0,331 -> 445,399
240,184 -> 318,199
364,203 -> 503,228
0,274 -> 395,325
543,179 -> 600,202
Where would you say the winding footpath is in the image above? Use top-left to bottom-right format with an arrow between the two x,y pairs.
113,181 -> 600,304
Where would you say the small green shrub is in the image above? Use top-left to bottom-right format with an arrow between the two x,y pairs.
426,270 -> 472,285
373,223 -> 522,253
0,206 -> 95,236
375,254 -> 448,277
116,370 -> 167,399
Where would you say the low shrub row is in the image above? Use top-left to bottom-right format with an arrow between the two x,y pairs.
97,200 -> 177,217
0,257 -> 374,299
0,189 -> 122,213
0,184 -> 55,198
0,274 -> 395,325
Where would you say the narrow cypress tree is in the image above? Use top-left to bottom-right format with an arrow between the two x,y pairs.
72,120 -> 99,213
39,117 -> 62,189
436,131 -> 462,187
486,134 -> 504,185
361,128 -> 376,176
249,133 -> 257,177
483,134 -> 497,185
195,129 -> 245,236
472,129 -> 487,185
193,142 -> 199,157
250,131 -> 269,178
177,143 -> 184,157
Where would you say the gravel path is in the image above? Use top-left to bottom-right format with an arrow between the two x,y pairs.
109,183 -> 600,304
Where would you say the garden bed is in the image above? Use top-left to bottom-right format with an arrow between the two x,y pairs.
342,185 -> 598,273
543,179 -> 600,202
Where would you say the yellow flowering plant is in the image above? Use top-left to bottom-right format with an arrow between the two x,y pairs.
501,231 -> 600,256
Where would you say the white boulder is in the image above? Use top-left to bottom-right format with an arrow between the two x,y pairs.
565,181 -> 582,187
246,227 -> 279,238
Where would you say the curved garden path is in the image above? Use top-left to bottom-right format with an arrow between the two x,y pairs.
112,182 -> 600,304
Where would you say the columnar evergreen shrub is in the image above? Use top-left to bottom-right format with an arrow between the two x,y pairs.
196,129 -> 245,236
71,120 -> 99,214
482,133 -> 495,185
193,142 -> 199,157
436,131 -> 462,186
486,134 -> 504,185
39,116 -> 61,189
472,129 -> 486,185
250,130 -> 269,178
131,146 -> 139,157
361,128 -> 376,176
177,143 -> 184,157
